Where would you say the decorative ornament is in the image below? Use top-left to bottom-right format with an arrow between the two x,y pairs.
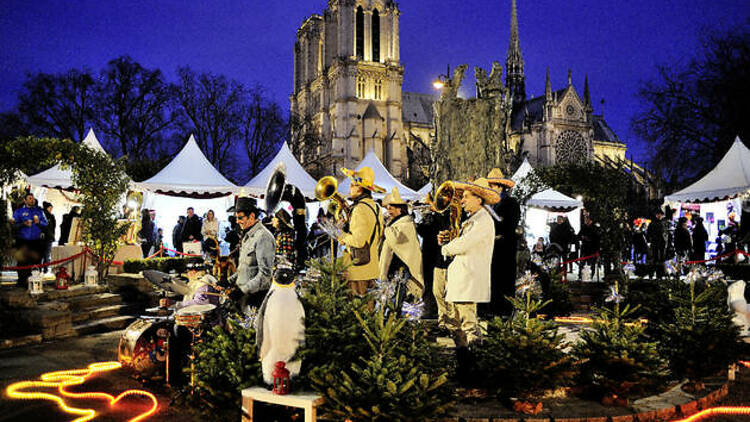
55,266 -> 71,290
272,361 -> 291,395
516,271 -> 542,297
401,299 -> 424,321
665,258 -> 679,276
604,285 -> 625,304
28,270 -> 44,295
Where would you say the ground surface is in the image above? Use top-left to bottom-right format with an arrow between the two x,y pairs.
1,330 -> 749,422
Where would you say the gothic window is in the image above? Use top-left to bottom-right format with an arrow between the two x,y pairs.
372,9 -> 380,62
374,79 -> 382,100
355,7 -> 364,59
357,76 -> 366,98
555,130 -> 588,164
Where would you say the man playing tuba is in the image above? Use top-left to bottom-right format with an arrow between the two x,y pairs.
337,166 -> 385,295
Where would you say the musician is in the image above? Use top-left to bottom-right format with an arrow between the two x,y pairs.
486,168 -> 519,318
272,209 -> 296,264
158,262 -> 220,309
439,178 -> 499,374
338,166 -> 385,295
379,187 -> 424,304
229,197 -> 275,308
416,202 -> 452,331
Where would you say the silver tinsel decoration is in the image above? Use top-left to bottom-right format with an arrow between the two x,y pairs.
401,299 -> 424,321
604,285 -> 625,303
665,258 -> 679,276
372,272 -> 408,310
623,262 -> 636,273
233,306 -> 258,329
319,219 -> 344,240
516,270 -> 542,297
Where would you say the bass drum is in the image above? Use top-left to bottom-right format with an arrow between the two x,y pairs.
118,318 -> 171,382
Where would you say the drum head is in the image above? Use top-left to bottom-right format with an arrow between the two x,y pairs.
177,304 -> 216,316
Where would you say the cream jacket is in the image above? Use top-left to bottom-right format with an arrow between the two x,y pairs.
339,197 -> 383,281
442,207 -> 495,303
379,214 -> 424,297
201,218 -> 219,239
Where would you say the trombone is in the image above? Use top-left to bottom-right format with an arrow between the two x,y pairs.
314,176 -> 351,222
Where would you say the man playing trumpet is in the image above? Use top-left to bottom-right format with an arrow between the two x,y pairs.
338,166 -> 385,295
438,178 -> 499,375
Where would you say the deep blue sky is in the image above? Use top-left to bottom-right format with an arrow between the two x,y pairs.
1,0 -> 747,165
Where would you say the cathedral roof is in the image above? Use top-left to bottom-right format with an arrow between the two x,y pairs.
592,115 -> 623,145
402,92 -> 437,125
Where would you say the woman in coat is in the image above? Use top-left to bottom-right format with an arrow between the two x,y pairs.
379,187 -> 424,304
691,216 -> 709,261
201,209 -> 219,258
674,217 -> 692,261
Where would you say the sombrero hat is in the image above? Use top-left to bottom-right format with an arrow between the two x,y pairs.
486,168 -> 515,188
341,166 -> 386,193
382,186 -> 407,206
454,178 -> 501,205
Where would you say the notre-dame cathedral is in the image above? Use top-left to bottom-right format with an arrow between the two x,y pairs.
291,0 -> 632,185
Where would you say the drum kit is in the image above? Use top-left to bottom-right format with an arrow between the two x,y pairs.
117,271 -> 225,390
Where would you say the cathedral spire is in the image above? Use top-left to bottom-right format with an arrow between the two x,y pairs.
545,67 -> 552,101
583,74 -> 592,110
505,0 -> 525,106
567,69 -> 572,86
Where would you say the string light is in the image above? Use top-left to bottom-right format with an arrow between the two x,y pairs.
553,316 -> 648,326
671,406 -> 750,422
5,361 -> 158,422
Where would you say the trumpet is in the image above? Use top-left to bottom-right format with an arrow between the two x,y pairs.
315,176 -> 351,222
434,180 -> 463,242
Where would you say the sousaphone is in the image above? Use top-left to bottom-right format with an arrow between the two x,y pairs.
265,163 -> 308,266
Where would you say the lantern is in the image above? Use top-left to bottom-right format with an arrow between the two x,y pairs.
272,361 -> 291,395
84,265 -> 98,287
55,267 -> 70,290
28,270 -> 44,295
581,264 -> 592,282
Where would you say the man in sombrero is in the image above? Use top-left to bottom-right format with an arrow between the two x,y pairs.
338,166 -> 385,295
486,168 -> 520,318
439,178 -> 499,374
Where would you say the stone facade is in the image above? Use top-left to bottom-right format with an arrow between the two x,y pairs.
290,0 -> 405,178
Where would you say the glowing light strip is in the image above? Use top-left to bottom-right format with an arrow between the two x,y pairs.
552,316 -> 648,326
739,360 -> 750,368
671,406 -> 750,422
5,361 -> 158,422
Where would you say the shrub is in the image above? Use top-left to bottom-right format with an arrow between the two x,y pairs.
122,257 -> 192,274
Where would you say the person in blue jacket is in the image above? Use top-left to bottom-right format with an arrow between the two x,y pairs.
11,192 -> 47,287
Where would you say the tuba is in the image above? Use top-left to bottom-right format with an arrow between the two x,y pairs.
434,180 -> 463,242
314,176 -> 351,222
265,163 -> 308,267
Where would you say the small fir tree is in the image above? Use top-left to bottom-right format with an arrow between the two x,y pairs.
313,308 -> 452,421
475,281 -> 576,399
652,267 -> 741,387
189,317 -> 262,419
572,281 -> 668,399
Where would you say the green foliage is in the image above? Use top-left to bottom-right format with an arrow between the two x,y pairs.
314,309 -> 453,421
475,293 -> 576,398
0,136 -> 130,276
190,317 -> 262,419
295,258 -> 372,388
650,274 -> 742,382
572,302 -> 668,398
122,257 -> 191,274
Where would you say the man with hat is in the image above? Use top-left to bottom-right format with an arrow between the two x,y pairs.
338,166 -> 385,295
379,187 -> 424,305
439,178 -> 499,360
229,197 -> 276,308
272,209 -> 296,264
647,207 -> 668,277
486,168 -> 520,317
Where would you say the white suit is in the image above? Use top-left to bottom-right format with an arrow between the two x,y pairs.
256,281 -> 305,384
442,207 -> 495,303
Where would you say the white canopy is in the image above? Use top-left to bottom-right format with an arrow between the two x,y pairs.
28,128 -> 106,189
417,182 -> 433,198
137,135 -> 238,196
338,150 -> 420,200
665,137 -> 750,203
244,142 -> 318,198
512,158 -> 582,211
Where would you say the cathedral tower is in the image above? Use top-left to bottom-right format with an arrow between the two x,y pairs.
291,0 -> 405,178
505,0 -> 526,107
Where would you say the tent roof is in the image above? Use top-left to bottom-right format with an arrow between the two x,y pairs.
138,134 -> 237,196
417,182 -> 432,197
338,150 -> 420,200
665,137 -> 750,203
512,158 -> 582,211
244,142 -> 318,198
28,128 -> 106,189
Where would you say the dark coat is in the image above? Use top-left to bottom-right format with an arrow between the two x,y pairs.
181,214 -> 203,242
578,223 -> 600,255
691,222 -> 708,260
43,210 -> 56,242
674,226 -> 692,257
58,210 -> 79,245
489,194 -> 520,317
549,220 -> 575,252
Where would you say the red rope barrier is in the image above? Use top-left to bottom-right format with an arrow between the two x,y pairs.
558,252 -> 600,266
0,250 -> 88,271
685,249 -> 748,265
83,247 -> 123,266
160,247 -> 202,257
144,247 -> 164,260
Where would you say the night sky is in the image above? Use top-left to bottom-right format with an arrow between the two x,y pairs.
1,0 -> 748,165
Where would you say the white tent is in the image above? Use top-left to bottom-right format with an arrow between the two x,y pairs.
244,142 -> 318,198
338,150 -> 420,200
511,159 -> 582,211
417,182 -> 433,198
665,137 -> 750,203
28,128 -> 106,190
137,134 -> 238,196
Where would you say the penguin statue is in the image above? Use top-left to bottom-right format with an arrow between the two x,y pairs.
728,280 -> 750,338
255,261 -> 305,386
